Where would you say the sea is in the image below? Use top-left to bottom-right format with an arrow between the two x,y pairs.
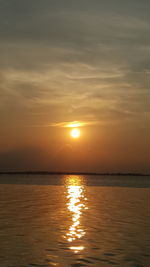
0,174 -> 150,267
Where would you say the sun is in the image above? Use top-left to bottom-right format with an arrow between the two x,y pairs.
70,128 -> 80,139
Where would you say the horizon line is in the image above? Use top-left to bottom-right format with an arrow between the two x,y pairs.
0,171 -> 150,176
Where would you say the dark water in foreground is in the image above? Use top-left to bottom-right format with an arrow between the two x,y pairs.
0,175 -> 150,267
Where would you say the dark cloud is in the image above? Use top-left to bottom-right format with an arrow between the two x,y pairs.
0,0 -> 150,48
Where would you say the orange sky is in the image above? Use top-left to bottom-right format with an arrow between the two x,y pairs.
0,1 -> 150,173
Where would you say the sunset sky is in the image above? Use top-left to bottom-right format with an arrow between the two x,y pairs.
0,0 -> 150,173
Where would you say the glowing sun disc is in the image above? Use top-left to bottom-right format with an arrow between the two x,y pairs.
70,128 -> 80,139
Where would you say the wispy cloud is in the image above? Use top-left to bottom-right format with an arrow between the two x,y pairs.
48,120 -> 98,128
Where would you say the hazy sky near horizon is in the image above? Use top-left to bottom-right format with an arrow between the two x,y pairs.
0,0 -> 150,173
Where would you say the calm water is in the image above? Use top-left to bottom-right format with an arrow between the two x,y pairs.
0,175 -> 150,267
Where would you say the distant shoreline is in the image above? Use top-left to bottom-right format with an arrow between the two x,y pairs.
0,171 -> 149,176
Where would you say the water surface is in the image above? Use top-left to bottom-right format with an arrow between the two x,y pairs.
0,175 -> 150,266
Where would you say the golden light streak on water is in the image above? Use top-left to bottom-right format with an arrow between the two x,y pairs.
70,246 -> 85,254
64,176 -> 88,253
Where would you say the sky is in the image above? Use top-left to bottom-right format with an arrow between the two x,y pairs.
0,0 -> 150,173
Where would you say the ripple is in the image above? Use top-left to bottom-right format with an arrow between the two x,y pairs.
142,254 -> 150,257
78,258 -> 93,264
29,264 -> 48,267
71,264 -> 86,267
88,256 -> 101,261
0,181 -> 150,267
103,252 -> 116,257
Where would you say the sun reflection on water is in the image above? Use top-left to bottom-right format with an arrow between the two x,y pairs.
64,175 -> 88,253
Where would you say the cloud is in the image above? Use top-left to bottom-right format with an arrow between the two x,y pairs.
0,0 -> 150,173
49,120 -> 98,128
